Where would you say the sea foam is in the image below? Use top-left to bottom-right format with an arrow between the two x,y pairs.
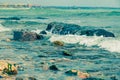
50,34 -> 120,53
0,24 -> 10,32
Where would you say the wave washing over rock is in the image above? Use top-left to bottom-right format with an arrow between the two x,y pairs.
50,35 -> 120,53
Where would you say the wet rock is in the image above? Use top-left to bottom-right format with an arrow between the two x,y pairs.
46,22 -> 115,37
65,70 -> 89,79
63,51 -> 72,56
46,22 -> 81,35
15,77 -> 24,80
80,29 -> 115,37
36,34 -> 44,40
13,30 -> 44,41
53,41 -> 64,46
0,60 -> 17,77
40,30 -> 47,34
28,77 -> 37,80
65,70 -> 78,76
49,65 -> 59,71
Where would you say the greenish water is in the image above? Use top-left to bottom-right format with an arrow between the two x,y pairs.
0,7 -> 120,80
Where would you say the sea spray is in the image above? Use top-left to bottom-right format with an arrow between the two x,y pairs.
50,34 -> 120,53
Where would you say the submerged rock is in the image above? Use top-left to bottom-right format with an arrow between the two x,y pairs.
46,22 -> 115,37
53,41 -> 64,46
49,65 -> 59,71
40,30 -> 47,35
63,51 -> 72,56
13,30 -> 44,41
65,69 -> 89,79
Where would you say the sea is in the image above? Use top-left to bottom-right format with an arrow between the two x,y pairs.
0,7 -> 120,80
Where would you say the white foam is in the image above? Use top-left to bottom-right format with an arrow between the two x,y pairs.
0,24 -> 10,32
50,34 -> 120,53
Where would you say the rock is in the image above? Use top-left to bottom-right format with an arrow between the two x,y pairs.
36,34 -> 44,40
15,77 -> 24,80
46,22 -> 81,35
65,69 -> 78,76
53,41 -> 64,46
65,70 -> 89,79
110,76 -> 118,80
63,51 -> 72,56
0,60 -> 17,77
46,22 -> 115,37
6,38 -> 11,42
49,65 -> 59,71
40,30 -> 47,35
13,30 -> 44,41
80,29 -> 115,37
28,77 -> 37,80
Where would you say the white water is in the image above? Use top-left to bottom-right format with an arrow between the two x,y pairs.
0,24 -> 10,32
50,34 -> 120,53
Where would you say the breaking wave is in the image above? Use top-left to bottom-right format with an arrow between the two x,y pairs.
0,24 -> 10,32
50,34 -> 120,53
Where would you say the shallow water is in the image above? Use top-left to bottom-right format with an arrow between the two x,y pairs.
0,7 -> 120,80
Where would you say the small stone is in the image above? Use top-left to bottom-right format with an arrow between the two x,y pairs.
15,77 -> 24,80
28,77 -> 37,80
65,69 -> 78,76
63,51 -> 72,56
77,71 -> 89,79
6,38 -> 11,42
40,30 -> 47,34
42,63 -> 49,71
53,41 -> 64,46
49,65 -> 59,71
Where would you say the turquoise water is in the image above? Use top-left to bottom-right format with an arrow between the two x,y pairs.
0,7 -> 120,80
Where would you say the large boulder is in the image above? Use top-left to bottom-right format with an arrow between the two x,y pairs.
46,22 -> 115,37
46,22 -> 81,35
80,29 -> 115,37
13,30 -> 44,41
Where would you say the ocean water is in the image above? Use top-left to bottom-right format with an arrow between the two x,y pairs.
0,7 -> 120,80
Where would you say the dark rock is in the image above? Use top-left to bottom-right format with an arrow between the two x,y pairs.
65,70 -> 78,76
49,65 -> 59,71
40,30 -> 47,34
80,29 -> 115,37
63,51 -> 72,56
28,77 -> 37,80
13,30 -> 44,41
15,77 -> 24,80
36,34 -> 44,40
53,41 -> 64,46
36,17 -> 48,19
46,22 -> 115,37
46,22 -> 81,35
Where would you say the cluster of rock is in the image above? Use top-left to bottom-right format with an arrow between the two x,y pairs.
46,22 -> 115,37
13,22 -> 115,41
